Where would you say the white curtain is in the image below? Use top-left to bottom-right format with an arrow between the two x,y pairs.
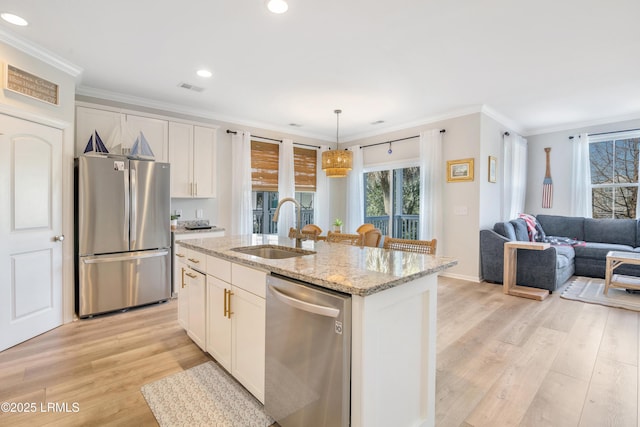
231,131 -> 253,235
346,146 -> 364,232
314,146 -> 330,233
277,138 -> 295,237
502,132 -> 528,220
570,133 -> 592,217
419,129 -> 443,242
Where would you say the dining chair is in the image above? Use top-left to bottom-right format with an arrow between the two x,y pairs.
361,228 -> 382,248
300,224 -> 322,240
383,237 -> 437,255
356,223 -> 375,234
326,231 -> 363,246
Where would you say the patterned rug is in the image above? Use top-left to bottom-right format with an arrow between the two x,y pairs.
560,276 -> 640,312
141,361 -> 274,427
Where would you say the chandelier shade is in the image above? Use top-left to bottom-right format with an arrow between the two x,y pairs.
321,109 -> 352,178
322,149 -> 353,178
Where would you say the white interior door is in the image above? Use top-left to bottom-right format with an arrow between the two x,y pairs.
0,114 -> 63,352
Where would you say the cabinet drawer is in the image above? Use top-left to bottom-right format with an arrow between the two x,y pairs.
174,244 -> 188,261
186,249 -> 206,270
207,255 -> 231,282
231,264 -> 267,298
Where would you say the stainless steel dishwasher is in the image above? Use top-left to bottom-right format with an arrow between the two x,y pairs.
265,274 -> 351,427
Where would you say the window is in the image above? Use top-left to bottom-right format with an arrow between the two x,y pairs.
364,166 -> 420,238
589,131 -> 640,219
250,141 -> 317,233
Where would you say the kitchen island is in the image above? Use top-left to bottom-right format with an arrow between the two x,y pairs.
177,234 -> 457,427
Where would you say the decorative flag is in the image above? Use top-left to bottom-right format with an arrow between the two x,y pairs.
542,147 -> 553,208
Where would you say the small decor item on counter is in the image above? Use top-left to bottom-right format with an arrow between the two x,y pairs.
170,215 -> 179,230
542,147 -> 553,208
332,218 -> 343,233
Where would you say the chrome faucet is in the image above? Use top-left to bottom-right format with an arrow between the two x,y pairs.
273,197 -> 304,248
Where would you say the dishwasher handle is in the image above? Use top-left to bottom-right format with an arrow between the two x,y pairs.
268,284 -> 340,318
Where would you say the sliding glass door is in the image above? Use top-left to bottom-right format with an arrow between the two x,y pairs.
364,166 -> 420,239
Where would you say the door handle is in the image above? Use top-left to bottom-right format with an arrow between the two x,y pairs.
227,290 -> 234,319
268,284 -> 340,318
53,235 -> 65,242
181,267 -> 186,288
185,272 -> 197,279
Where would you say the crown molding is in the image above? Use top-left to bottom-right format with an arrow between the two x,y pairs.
0,28 -> 83,77
76,85 -> 333,142
523,111 -> 640,137
342,105 -> 494,143
480,105 -> 526,135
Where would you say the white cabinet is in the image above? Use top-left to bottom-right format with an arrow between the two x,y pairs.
174,230 -> 224,294
169,123 -> 217,198
186,265 -> 206,350
126,114 -> 169,162
176,247 -> 207,351
206,255 -> 266,403
175,250 -> 189,329
75,106 -> 169,162
75,106 -> 121,157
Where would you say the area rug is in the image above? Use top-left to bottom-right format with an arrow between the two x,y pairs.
560,276 -> 640,312
141,361 -> 274,427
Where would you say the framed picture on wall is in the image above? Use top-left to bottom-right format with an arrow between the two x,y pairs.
488,156 -> 497,183
447,158 -> 474,182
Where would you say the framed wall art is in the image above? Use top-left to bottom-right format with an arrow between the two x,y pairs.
488,156 -> 497,183
447,158 -> 474,182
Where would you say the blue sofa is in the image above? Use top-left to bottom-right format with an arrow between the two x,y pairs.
480,214 -> 640,292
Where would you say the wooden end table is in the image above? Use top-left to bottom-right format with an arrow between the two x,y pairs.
503,241 -> 551,301
604,251 -> 640,295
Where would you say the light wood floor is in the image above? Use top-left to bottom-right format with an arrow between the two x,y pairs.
0,277 -> 638,426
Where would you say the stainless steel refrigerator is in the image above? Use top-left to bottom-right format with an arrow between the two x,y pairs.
75,155 -> 171,318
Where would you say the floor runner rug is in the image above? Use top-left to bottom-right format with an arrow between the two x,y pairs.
560,276 -> 640,312
141,361 -> 274,427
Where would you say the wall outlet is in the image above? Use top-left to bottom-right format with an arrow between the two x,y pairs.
196,209 -> 203,219
175,209 -> 182,217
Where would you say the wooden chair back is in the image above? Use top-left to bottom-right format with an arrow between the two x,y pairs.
356,223 -> 375,234
383,237 -> 437,255
361,228 -> 382,248
300,224 -> 322,240
326,231 -> 363,246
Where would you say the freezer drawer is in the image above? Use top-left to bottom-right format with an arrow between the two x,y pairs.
78,249 -> 170,317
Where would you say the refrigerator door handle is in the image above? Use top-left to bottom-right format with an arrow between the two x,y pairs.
268,284 -> 340,318
124,166 -> 130,245
82,250 -> 169,264
130,167 -> 137,247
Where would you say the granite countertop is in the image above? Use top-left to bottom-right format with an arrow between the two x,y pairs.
177,234 -> 457,297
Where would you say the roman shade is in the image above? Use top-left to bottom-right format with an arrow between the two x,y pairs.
251,141 -> 317,192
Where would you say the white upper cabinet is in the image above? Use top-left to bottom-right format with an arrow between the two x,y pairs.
125,114 -> 169,162
75,106 -> 169,162
169,123 -> 217,198
75,106 -> 121,157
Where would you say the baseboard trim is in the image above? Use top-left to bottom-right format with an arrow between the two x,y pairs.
439,272 -> 482,283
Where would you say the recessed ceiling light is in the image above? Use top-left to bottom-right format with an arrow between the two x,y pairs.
371,120 -> 385,125
266,0 -> 288,14
196,69 -> 212,78
1,13 -> 28,26
289,123 -> 302,127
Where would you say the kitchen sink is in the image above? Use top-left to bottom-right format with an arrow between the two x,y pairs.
230,245 -> 315,259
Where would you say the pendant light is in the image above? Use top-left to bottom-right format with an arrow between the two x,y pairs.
322,109 -> 353,178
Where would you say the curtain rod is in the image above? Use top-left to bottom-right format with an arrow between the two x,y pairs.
359,129 -> 446,150
588,127 -> 640,137
225,129 -> 320,149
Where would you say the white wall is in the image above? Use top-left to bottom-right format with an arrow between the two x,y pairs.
525,117 -> 640,216
0,40 -> 78,323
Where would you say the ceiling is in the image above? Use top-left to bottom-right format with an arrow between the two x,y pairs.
1,0 -> 639,141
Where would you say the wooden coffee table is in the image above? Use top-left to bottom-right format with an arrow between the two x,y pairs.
604,251 -> 640,295
503,241 -> 551,300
